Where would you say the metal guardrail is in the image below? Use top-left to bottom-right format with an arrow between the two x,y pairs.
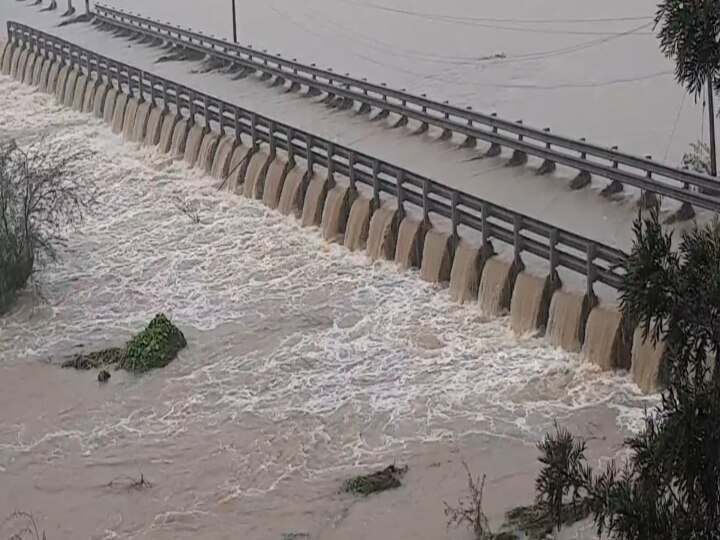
7,20 -> 627,293
89,3 -> 720,216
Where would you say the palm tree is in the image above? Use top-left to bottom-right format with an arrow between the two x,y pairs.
656,0 -> 720,175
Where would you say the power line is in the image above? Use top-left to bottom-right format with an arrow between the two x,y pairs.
287,0 -> 652,68
664,93 -> 686,162
326,0 -> 653,26
263,2 -> 666,95
266,0 -> 653,77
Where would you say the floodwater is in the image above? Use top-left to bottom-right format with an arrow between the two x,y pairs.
80,0 -> 705,165
0,72 -> 654,538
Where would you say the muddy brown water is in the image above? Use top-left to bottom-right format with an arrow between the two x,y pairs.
0,77 -> 654,539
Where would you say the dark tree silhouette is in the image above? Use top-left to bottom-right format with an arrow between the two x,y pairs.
529,211 -> 720,540
0,140 -> 92,314
655,0 -> 720,175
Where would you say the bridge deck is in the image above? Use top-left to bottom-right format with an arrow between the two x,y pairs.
0,3 -> 710,260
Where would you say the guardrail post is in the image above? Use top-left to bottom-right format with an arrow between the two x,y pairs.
250,113 -> 257,149
282,127 -> 293,164
537,128 -> 556,175
396,171 -> 406,222
357,80 -> 371,114
161,81 -> 168,110
372,160 -> 381,210
269,121 -> 277,158
481,202 -> 493,257
393,92 -> 408,128
348,151 -> 356,192
218,103 -> 225,132
507,120 -> 529,167
188,90 -> 197,123
326,142 -> 336,186
451,191 -> 460,242
600,147 -> 624,197
203,96 -> 210,127
439,100 -> 453,141
422,179 -> 430,224
233,107 -> 241,140
549,229 -> 559,279
513,215 -> 523,265
138,70 -> 145,101
639,155 -> 659,209
306,134 -> 315,175
459,106 -> 477,148
586,243 -> 597,297
148,74 -> 155,103
569,138 -> 592,190
484,113 -> 502,157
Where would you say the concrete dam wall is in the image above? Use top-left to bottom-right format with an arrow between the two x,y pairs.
0,33 -> 668,395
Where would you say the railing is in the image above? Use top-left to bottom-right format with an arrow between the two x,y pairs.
7,20 -> 627,293
89,3 -> 720,216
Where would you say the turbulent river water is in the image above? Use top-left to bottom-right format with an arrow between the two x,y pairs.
0,75 -> 653,539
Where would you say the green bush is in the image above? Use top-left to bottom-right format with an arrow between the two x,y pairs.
0,139 -> 92,315
120,314 -> 187,373
62,314 -> 186,373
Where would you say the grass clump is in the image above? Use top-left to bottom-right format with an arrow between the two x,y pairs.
62,314 -> 186,373
342,464 -> 408,496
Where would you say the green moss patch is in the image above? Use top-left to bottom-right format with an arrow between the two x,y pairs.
342,464 -> 408,496
62,314 -> 186,373
120,314 -> 187,372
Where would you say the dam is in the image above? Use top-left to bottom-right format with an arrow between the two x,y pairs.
0,2 -> 697,538
2,19 -> 675,391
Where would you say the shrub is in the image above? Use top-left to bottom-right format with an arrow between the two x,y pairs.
62,314 -> 186,373
520,210 -> 720,540
0,139 -> 92,314
120,314 -> 187,373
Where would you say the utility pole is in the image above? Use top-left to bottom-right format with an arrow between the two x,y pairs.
231,0 -> 238,43
709,79 -> 717,176
86,0 -> 90,15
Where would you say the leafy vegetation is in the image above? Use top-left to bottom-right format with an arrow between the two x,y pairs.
62,314 -> 186,373
500,210 -> 720,540
121,314 -> 187,372
0,139 -> 92,314
655,0 -> 720,174
444,460 -> 492,539
342,464 -> 408,496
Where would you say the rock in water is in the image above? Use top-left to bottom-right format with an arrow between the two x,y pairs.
61,313 -> 185,374
62,347 -> 125,370
342,464 -> 408,496
98,370 -> 111,383
120,313 -> 187,373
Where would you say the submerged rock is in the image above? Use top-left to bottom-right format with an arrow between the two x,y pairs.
98,370 -> 111,383
62,347 -> 125,370
341,464 -> 408,496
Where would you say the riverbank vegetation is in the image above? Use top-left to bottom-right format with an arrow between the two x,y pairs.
2,512 -> 47,540
455,209 -> 720,540
0,139 -> 92,314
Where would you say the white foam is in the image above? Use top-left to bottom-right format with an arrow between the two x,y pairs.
0,78 -> 652,495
